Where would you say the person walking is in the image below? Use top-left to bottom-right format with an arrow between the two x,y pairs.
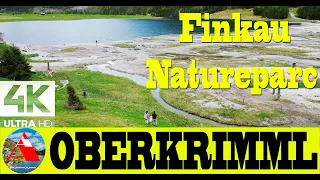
144,111 -> 149,125
152,111 -> 157,127
149,113 -> 153,126
96,40 -> 98,46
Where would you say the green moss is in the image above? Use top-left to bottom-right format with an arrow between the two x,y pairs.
166,43 -> 185,48
61,48 -> 79,52
113,44 -> 136,48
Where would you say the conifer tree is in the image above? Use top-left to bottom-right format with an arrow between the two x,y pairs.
0,44 -> 32,81
65,84 -> 86,110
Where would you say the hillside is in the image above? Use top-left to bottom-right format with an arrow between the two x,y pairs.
4,138 -> 20,152
210,7 -> 299,21
3,138 -> 44,156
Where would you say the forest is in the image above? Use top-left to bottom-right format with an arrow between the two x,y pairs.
0,6 -> 251,19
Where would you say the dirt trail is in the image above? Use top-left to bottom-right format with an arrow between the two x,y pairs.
290,12 -> 304,21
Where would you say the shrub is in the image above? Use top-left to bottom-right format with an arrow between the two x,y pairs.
0,44 -> 32,80
253,6 -> 289,19
202,6 -> 229,13
253,6 -> 264,16
297,6 -> 320,20
64,84 -> 86,110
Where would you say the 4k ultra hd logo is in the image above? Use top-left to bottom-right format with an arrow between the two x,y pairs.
0,81 -> 55,117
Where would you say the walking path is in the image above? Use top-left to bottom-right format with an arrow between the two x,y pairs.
290,12 -> 304,21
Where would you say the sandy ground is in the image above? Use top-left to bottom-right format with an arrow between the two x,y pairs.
20,21 -> 320,126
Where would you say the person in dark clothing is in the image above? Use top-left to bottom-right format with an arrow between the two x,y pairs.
96,40 -> 98,46
83,89 -> 87,98
152,111 -> 157,126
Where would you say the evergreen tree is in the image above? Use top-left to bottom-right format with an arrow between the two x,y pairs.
0,44 -> 32,80
65,84 -> 86,110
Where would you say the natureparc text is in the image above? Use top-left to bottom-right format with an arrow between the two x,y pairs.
145,13 -> 318,95
146,60 -> 318,95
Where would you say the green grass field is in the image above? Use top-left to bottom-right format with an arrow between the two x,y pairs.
210,8 -> 299,21
0,77 -> 9,81
0,70 -> 212,127
0,13 -> 157,23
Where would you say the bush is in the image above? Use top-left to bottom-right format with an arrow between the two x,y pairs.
253,6 -> 264,16
202,6 -> 229,13
297,6 -> 320,20
253,6 -> 289,19
0,44 -> 32,80
64,84 -> 86,110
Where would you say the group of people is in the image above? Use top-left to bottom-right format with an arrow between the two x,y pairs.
144,111 -> 157,126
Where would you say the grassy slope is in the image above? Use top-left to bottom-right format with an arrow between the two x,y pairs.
0,69 -> 211,127
0,77 -> 9,81
0,14 -> 157,22
210,8 -> 299,21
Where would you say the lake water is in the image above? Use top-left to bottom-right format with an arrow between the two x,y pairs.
0,18 -> 237,46
0,19 -> 184,45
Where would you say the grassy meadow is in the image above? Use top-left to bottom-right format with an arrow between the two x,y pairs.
210,7 -> 299,21
0,13 -> 156,23
0,70 -> 212,127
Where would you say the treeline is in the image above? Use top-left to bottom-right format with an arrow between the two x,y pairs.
69,6 -> 257,19
253,6 -> 289,19
61,6 -> 235,18
83,6 -> 149,15
0,6 -> 254,18
0,6 -> 35,13
0,6 -> 71,13
297,6 -> 320,20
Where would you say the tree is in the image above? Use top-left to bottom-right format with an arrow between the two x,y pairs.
0,44 -> 32,80
64,84 -> 86,110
